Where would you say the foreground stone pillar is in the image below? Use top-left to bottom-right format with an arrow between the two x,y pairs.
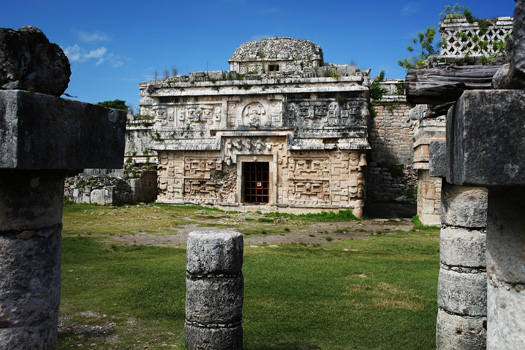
0,90 -> 126,349
185,231 -> 244,350
446,90 -> 525,349
0,170 -> 64,348
429,140 -> 488,349
436,182 -> 488,349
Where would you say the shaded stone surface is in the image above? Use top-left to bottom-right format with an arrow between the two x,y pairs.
186,276 -> 244,324
0,26 -> 70,96
185,323 -> 243,350
0,170 -> 64,231
486,187 -> 525,284
429,140 -> 446,178
0,90 -> 126,170
436,309 -> 486,350
0,226 -> 61,349
446,90 -> 525,186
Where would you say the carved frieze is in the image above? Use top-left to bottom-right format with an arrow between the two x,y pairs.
288,157 -> 330,179
285,99 -> 367,131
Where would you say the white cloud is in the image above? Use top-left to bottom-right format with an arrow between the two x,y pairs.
401,2 -> 421,17
63,45 -> 107,64
78,30 -> 111,43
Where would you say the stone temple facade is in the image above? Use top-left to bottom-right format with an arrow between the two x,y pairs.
139,38 -> 371,217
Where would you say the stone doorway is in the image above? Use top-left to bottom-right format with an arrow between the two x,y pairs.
242,162 -> 269,203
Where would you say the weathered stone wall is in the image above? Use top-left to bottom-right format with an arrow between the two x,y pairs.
367,82 -> 417,202
64,173 -> 132,205
417,170 -> 442,225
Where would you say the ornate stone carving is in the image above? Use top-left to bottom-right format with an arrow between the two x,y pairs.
243,102 -> 267,127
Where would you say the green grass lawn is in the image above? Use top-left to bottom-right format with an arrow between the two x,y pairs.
59,204 -> 440,349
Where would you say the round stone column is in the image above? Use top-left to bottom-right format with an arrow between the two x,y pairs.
436,182 -> 488,350
185,230 -> 244,350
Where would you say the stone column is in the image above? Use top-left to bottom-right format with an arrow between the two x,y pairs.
185,230 -> 244,350
0,90 -> 126,349
436,183 -> 487,349
0,170 -> 64,348
446,89 -> 525,349
430,141 -> 488,349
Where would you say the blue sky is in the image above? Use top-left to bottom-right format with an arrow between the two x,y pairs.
1,0 -> 516,110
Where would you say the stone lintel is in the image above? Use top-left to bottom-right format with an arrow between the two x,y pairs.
446,90 -> 525,186
0,90 -> 126,170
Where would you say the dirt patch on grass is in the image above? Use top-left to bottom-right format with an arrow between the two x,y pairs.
106,218 -> 414,247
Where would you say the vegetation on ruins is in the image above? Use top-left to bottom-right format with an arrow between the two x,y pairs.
58,203 -> 439,349
398,3 -> 510,70
369,70 -> 388,100
97,99 -> 128,111
397,26 -> 440,70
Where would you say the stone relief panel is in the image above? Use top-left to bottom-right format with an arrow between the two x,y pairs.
184,157 -> 223,178
180,157 -> 236,203
154,104 -> 222,137
288,157 -> 330,179
288,180 -> 330,201
242,102 -> 269,127
157,151 -> 184,201
284,98 -> 367,133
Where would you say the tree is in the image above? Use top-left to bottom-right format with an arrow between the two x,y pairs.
398,26 -> 440,70
97,99 -> 128,111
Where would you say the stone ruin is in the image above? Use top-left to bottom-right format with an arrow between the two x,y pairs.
0,26 -> 126,349
406,1 -> 525,348
139,37 -> 375,217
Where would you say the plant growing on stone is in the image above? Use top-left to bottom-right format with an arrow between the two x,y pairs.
370,70 -> 388,100
398,26 -> 440,70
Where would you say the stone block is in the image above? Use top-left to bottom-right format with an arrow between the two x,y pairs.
438,268 -> 487,316
187,230 -> 243,275
436,308 -> 486,350
184,323 -> 242,350
185,275 -> 244,324
446,90 -> 525,186
0,90 -> 126,170
487,280 -> 525,349
0,26 -> 70,96
441,182 -> 487,228
440,226 -> 486,268
0,170 -> 64,231
486,187 -> 525,284
429,140 -> 446,178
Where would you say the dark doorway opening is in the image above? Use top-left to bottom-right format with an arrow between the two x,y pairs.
242,162 -> 269,204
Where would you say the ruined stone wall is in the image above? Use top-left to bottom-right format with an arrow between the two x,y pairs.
64,174 -> 132,205
367,95 -> 417,201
